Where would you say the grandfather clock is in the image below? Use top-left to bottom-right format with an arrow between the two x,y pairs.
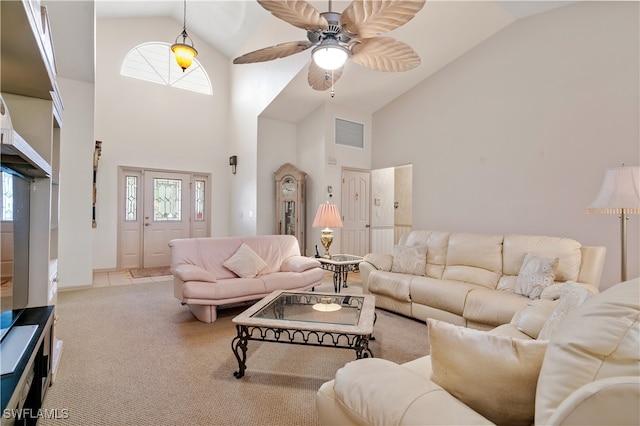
274,163 -> 307,253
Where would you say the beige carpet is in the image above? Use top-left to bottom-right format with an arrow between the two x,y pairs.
39,275 -> 430,425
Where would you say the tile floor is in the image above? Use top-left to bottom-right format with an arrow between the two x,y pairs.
92,270 -> 173,287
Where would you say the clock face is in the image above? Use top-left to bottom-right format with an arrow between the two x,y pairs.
281,179 -> 297,198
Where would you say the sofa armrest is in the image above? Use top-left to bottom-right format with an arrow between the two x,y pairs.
324,358 -> 492,426
363,253 -> 393,271
546,376 -> 640,425
281,256 -> 321,273
172,264 -> 217,283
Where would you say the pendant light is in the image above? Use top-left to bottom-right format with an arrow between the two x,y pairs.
171,0 -> 197,72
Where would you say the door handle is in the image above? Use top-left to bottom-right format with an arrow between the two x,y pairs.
145,223 -> 150,226
365,224 -> 370,228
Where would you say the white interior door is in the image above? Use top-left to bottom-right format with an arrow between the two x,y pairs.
142,171 -> 191,268
341,169 -> 370,256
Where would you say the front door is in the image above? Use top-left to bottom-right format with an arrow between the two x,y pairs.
341,169 -> 370,256
142,171 -> 192,267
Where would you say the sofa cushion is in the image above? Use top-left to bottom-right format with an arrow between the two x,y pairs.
538,281 -> 598,340
502,234 -> 582,282
509,298 -> 558,339
391,245 -> 427,275
368,270 -> 412,302
515,253 -> 559,299
260,269 -> 323,292
410,277 -> 477,316
441,233 -> 503,289
463,288 -> 530,327
405,230 -> 451,278
535,278 -> 640,425
223,243 -> 268,278
181,278 -> 266,301
428,318 -> 547,426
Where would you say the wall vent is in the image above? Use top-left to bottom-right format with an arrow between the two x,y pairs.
335,118 -> 364,149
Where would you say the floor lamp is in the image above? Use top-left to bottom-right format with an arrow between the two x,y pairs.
586,165 -> 640,281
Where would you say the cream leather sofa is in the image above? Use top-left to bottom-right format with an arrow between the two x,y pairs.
169,235 -> 324,322
316,278 -> 640,425
360,230 -> 606,329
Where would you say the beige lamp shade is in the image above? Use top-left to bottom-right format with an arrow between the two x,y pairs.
586,166 -> 640,214
585,165 -> 639,282
312,202 -> 343,228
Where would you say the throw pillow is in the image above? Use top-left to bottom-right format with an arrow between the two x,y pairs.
515,253 -> 559,299
391,245 -> 427,276
537,282 -> 597,340
428,318 -> 547,426
223,243 -> 268,278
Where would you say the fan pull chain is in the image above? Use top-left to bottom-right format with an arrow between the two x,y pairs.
330,70 -> 335,98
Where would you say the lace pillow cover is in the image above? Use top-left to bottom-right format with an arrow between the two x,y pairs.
391,245 -> 427,276
516,253 -> 559,299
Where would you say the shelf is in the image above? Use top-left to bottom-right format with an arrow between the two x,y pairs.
0,1 -> 56,101
0,128 -> 52,178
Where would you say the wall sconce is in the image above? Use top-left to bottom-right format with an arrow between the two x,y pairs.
229,155 -> 237,174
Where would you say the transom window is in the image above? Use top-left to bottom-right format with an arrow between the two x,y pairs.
121,42 -> 212,95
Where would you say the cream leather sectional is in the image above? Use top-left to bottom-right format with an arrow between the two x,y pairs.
360,230 -> 606,329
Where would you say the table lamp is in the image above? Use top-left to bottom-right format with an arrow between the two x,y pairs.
312,201 -> 343,258
586,165 -> 640,281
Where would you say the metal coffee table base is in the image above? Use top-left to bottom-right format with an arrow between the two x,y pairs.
232,324 -> 373,379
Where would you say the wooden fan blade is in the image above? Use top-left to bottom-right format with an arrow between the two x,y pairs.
341,0 -> 426,39
308,62 -> 344,91
258,0 -> 328,32
351,37 -> 420,72
233,41 -> 314,64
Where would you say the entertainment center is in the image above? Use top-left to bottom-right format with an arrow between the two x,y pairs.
1,0 -> 64,421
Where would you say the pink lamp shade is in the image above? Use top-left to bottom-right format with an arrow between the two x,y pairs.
586,166 -> 640,214
312,202 -> 343,228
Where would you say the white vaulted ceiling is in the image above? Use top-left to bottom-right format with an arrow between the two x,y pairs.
47,1 -> 576,123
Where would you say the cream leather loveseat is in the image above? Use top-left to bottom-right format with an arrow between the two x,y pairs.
169,235 -> 324,323
317,278 -> 640,425
360,230 -> 606,329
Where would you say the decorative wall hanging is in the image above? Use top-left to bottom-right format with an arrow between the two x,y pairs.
93,140 -> 102,228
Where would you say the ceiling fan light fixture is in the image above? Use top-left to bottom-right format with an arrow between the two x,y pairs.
172,0 -> 198,72
312,40 -> 348,71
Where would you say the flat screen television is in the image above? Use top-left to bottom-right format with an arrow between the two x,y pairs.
0,166 -> 30,341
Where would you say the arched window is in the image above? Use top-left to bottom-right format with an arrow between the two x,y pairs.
121,42 -> 212,95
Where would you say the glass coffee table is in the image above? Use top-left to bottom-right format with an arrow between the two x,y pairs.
231,290 -> 376,378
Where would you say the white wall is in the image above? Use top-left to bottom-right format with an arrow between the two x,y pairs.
93,17 -> 231,269
256,117 -> 297,235
57,78 -> 94,287
297,103 -> 372,256
229,17 -> 308,237
372,2 -> 639,289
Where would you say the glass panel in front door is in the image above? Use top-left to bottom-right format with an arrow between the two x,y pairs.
153,178 -> 182,221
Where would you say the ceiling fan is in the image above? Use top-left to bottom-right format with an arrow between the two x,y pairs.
233,0 -> 426,93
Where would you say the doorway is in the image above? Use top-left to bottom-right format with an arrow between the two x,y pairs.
370,164 -> 413,254
341,168 -> 371,256
118,167 -> 210,269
